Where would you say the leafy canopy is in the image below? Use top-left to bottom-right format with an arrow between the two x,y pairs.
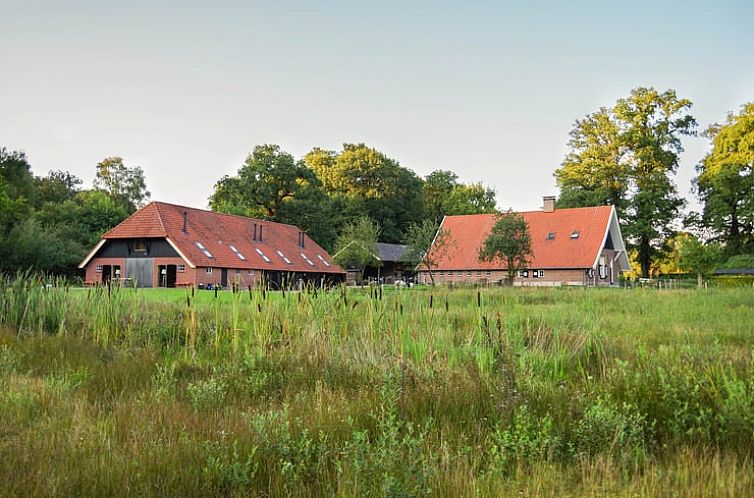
479,211 -> 532,284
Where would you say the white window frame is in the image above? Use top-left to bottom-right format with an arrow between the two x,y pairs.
95,264 -> 103,272
206,267 -> 213,275
177,264 -> 186,272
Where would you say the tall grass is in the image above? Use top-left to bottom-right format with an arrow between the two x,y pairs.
0,275 -> 753,496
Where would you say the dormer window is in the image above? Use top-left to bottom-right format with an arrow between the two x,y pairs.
570,231 -> 580,239
546,232 -> 556,240
134,240 -> 147,252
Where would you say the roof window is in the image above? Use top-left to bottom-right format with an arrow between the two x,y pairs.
316,254 -> 331,267
229,244 -> 246,261
255,247 -> 272,263
570,230 -> 580,239
276,250 -> 292,265
546,232 -> 556,240
300,252 -> 315,267
195,241 -> 213,258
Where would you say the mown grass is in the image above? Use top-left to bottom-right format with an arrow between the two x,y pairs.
1,277 -> 753,497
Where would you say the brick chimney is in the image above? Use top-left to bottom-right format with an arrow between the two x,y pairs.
543,196 -> 556,213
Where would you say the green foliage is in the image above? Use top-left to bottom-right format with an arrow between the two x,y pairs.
678,236 -> 723,287
555,88 -> 696,278
422,170 -> 496,222
479,211 -> 533,284
332,216 -> 381,275
94,156 -> 150,212
694,103 -> 754,254
721,253 -> 754,269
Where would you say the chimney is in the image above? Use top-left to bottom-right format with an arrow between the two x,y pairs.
182,211 -> 188,233
299,231 -> 305,248
258,225 -> 263,242
543,196 -> 556,213
253,223 -> 257,241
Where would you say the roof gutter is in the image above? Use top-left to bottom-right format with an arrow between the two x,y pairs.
165,237 -> 196,269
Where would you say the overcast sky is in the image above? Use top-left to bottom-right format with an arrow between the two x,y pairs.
2,0 -> 752,212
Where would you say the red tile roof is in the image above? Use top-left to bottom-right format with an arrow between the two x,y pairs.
432,206 -> 616,270
101,202 -> 344,274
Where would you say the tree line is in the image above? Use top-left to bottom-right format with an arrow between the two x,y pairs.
2,87 -> 752,280
555,87 -> 754,278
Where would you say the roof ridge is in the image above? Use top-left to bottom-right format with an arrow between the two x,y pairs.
152,202 -> 169,236
153,201 -> 307,231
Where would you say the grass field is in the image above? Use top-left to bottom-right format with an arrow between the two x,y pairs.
1,278 -> 753,497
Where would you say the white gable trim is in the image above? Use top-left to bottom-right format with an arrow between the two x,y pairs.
591,206 -> 630,271
78,239 -> 106,269
415,216 -> 447,272
165,238 -> 196,269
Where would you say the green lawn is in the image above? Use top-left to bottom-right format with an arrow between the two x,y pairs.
1,280 -> 753,497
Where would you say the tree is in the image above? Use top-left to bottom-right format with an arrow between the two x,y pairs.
555,108 -> 628,210
554,88 -> 696,278
331,216 -> 381,281
693,103 -> 754,255
479,211 -> 533,285
0,147 -> 36,203
404,219 -> 453,285
422,170 -> 497,222
678,236 -> 722,288
94,157 -> 150,212
209,144 -> 340,249
304,144 -> 423,243
34,170 -> 82,206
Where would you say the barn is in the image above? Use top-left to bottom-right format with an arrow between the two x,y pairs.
418,196 -> 631,286
79,201 -> 345,289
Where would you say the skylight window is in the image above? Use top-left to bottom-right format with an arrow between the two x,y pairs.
194,241 -> 213,258
276,250 -> 292,265
316,254 -> 331,267
300,252 -> 315,267
255,247 -> 272,263
546,232 -> 556,240
570,231 -> 580,239
229,244 -> 246,261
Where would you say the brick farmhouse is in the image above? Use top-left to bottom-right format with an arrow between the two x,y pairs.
419,196 -> 631,286
79,201 -> 345,289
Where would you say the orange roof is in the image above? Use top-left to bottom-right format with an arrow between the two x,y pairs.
432,206 -> 618,270
100,202 -> 344,274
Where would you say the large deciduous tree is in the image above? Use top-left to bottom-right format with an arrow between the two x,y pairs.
422,170 -> 496,222
555,87 -> 696,278
693,103 -> 754,255
304,144 -> 423,243
479,211 -> 532,285
94,157 -> 150,213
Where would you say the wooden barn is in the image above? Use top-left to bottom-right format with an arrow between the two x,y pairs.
79,201 -> 345,289
418,196 -> 631,286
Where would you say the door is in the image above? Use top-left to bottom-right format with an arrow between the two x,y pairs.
101,265 -> 112,283
166,265 -> 177,288
221,268 -> 228,288
126,258 -> 154,288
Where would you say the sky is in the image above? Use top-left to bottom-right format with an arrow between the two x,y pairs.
2,0 -> 753,212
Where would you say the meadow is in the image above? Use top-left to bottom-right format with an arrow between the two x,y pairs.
0,277 -> 753,497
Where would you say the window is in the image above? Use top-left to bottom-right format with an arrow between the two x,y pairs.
255,247 -> 272,263
195,241 -> 214,258
95,264 -> 103,273
476,271 -> 482,277
316,254 -> 331,267
546,232 -> 556,240
235,269 -> 241,275
519,270 -> 529,278
248,270 -> 254,276
486,270 -> 492,277
206,267 -> 213,274
300,253 -> 315,267
229,244 -> 246,261
134,240 -> 147,252
570,230 -> 580,239
456,271 -> 462,277
276,250 -> 292,265
113,266 -> 121,276
538,270 -> 545,278
438,271 -> 444,277
177,264 -> 186,272
532,269 -> 539,278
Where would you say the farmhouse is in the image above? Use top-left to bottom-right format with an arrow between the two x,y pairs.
79,201 -> 345,289
419,196 -> 631,286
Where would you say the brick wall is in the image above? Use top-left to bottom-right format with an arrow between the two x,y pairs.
418,268 -> 592,286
